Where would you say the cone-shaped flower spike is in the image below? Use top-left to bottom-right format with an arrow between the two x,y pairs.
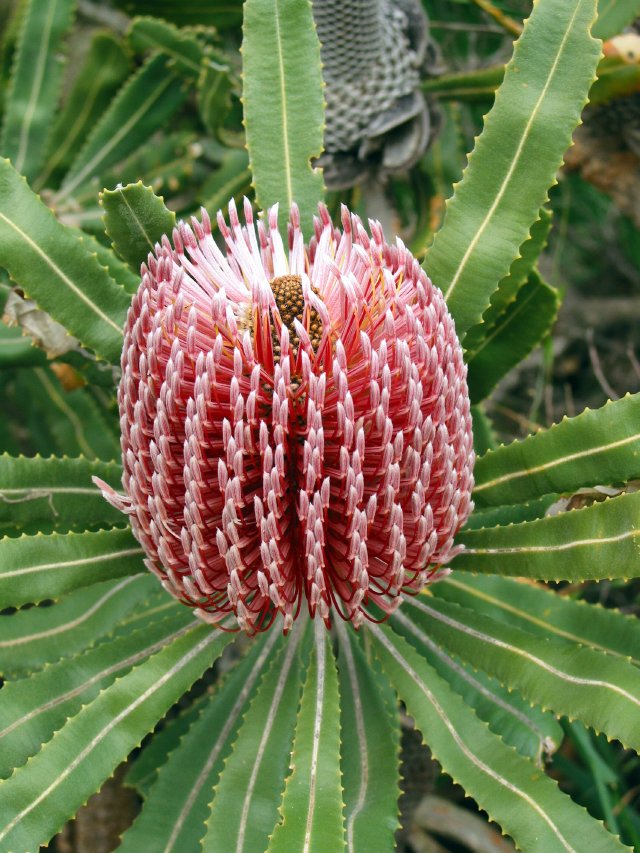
95,201 -> 474,634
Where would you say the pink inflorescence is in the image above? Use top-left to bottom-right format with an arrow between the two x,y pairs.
95,200 -> 474,634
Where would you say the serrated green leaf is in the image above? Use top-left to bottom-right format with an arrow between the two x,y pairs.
593,0 -> 640,39
121,631 -> 281,853
107,586 -> 182,643
58,54 -> 187,201
0,574 -> 159,677
370,623 -> 629,853
470,404 -> 497,456
433,572 -> 640,668
0,526 -> 144,608
0,606 -> 193,779
466,494 -> 559,529
425,0 -> 601,337
467,272 -> 560,401
404,595 -> 640,753
70,131 -> 202,215
0,622 -> 234,851
421,65 -> 505,102
0,159 -> 130,363
78,233 -> 140,295
464,209 -> 553,353
203,618 -> 310,853
114,0 -> 241,29
0,0 -> 76,181
335,622 -> 400,853
455,490 -> 640,580
101,181 -> 177,272
124,693 -> 205,798
0,454 -> 123,535
35,31 -> 130,191
198,57 -> 234,139
23,367 -> 120,460
128,16 -> 205,79
242,0 -> 324,234
270,619 -> 344,853
391,608 -> 562,765
198,147 -> 252,214
473,393 -> 640,506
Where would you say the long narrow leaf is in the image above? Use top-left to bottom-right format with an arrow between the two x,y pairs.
0,527 -> 144,608
127,16 -> 205,79
270,619 -> 345,853
473,393 -> 640,506
405,596 -> 640,751
203,619 -> 310,852
0,623 -> 234,851
464,208 -> 553,352
433,572 -> 640,668
0,159 -> 130,363
242,0 -> 324,232
454,491 -> 640,580
0,608 -> 194,779
392,608 -> 562,765
424,0 -> 600,337
120,631 -> 281,853
1,0 -> 76,180
371,623 -> 628,853
0,574 -> 159,676
466,272 -> 559,402
335,622 -> 400,853
0,454 -> 123,534
58,54 -> 187,201
35,32 -> 130,191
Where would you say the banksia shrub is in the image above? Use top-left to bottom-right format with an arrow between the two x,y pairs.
1,1 -> 640,851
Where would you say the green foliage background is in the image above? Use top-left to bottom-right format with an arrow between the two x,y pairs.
0,0 -> 639,851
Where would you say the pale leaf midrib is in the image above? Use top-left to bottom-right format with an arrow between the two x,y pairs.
395,607 -> 550,745
1,546 -> 143,579
59,72 -> 176,199
443,4 -> 584,304
0,211 -> 122,334
0,626 -> 212,845
14,0 -> 59,174
440,578 -> 640,667
475,431 -> 640,494
162,631 -> 279,853
415,599 -> 640,709
371,626 -> 577,853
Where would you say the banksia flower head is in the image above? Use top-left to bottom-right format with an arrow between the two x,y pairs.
95,200 -> 474,634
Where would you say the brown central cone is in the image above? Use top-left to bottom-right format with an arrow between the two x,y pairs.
270,275 -> 323,358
